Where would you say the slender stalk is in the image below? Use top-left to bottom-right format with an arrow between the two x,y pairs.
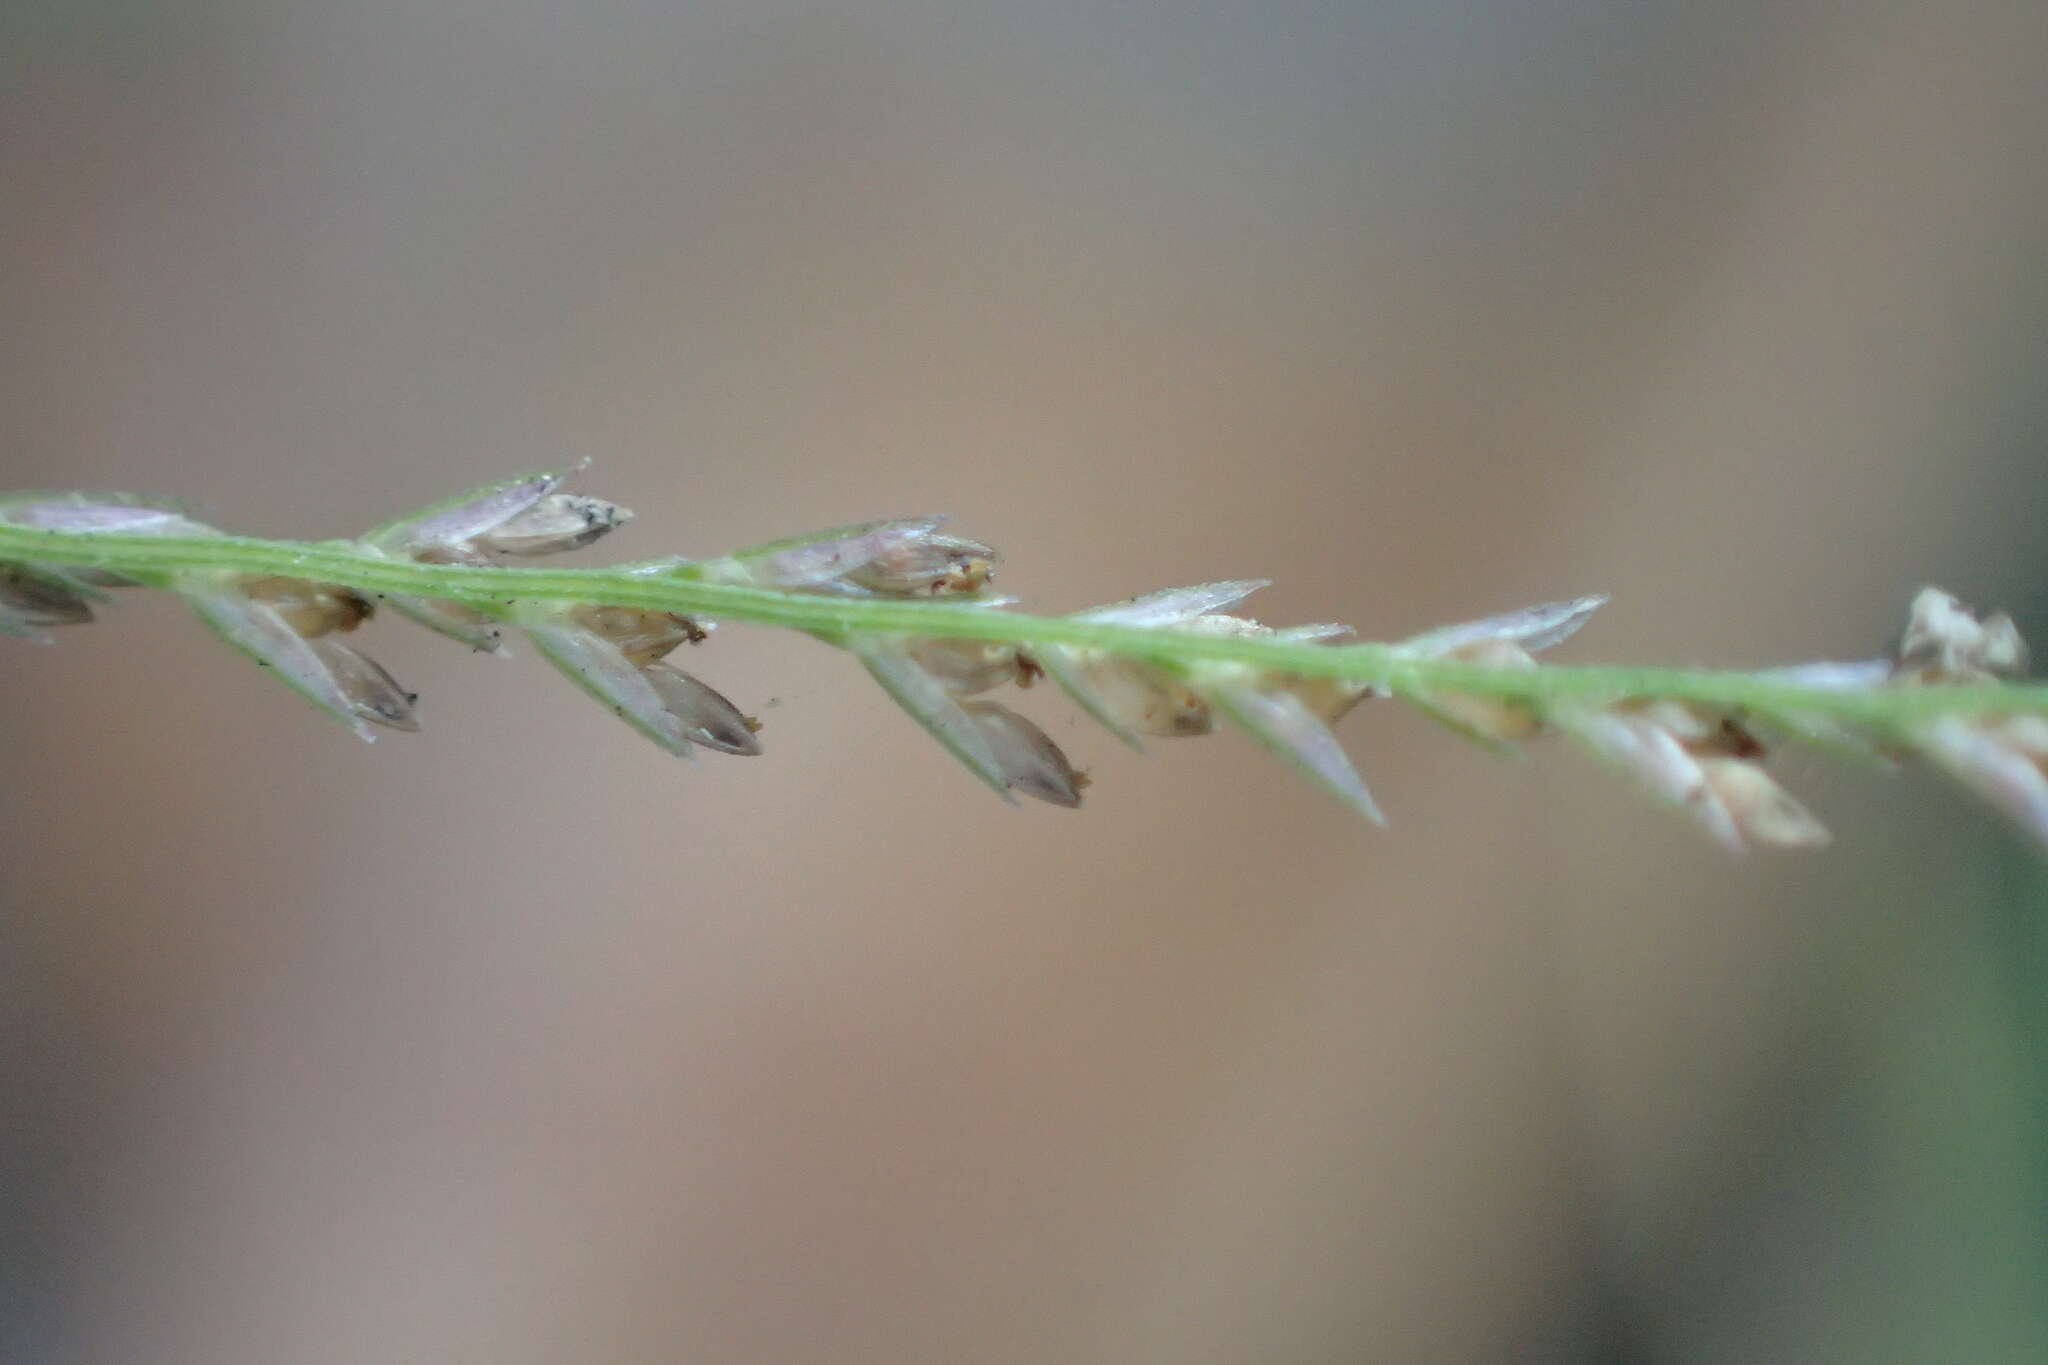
2,519 -> 2041,734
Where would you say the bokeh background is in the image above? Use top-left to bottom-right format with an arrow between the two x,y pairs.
5,2 -> 2048,1361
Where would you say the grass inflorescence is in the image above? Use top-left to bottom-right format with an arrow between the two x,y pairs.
5,467 -> 2047,853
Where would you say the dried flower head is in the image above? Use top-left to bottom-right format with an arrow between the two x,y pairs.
178,572 -> 417,740
1895,588 -> 2027,684
709,517 -> 947,591
844,533 -> 998,596
1559,700 -> 1828,852
1074,654 -> 1215,738
961,700 -> 1085,806
1874,588 -> 2048,849
239,575 -> 374,638
307,635 -> 421,733
360,467 -> 634,653
848,634 -> 1019,800
642,661 -> 763,755
473,493 -> 632,556
1396,596 -> 1609,745
706,518 -> 1001,600
1035,581 -> 1270,746
1175,614 -> 1378,728
907,636 -> 1040,695
520,600 -> 756,759
567,605 -> 709,665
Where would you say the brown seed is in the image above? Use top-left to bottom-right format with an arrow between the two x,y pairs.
845,535 -> 999,596
239,577 -> 372,637
642,662 -> 762,755
961,700 -> 1084,806
307,637 -> 419,732
571,605 -> 707,664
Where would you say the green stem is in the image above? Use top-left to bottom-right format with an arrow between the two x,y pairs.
3,520 -> 2040,733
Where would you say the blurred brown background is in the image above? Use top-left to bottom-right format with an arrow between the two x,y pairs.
5,2 -> 2048,1361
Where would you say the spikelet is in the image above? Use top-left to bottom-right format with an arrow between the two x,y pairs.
360,465 -> 633,653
